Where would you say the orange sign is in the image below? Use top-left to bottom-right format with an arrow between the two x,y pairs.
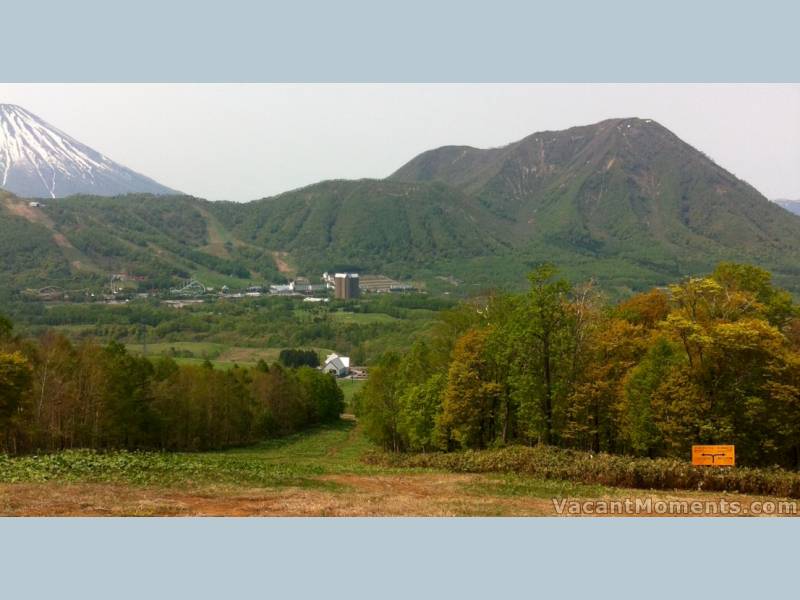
692,445 -> 735,467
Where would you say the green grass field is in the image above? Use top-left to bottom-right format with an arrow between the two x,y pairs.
0,421 -> 374,490
329,311 -> 399,325
127,341 -> 335,369
338,378 -> 366,409
135,341 -> 227,358
0,421 -> 611,498
0,420 -> 606,494
167,357 -> 248,370
0,421 -> 792,516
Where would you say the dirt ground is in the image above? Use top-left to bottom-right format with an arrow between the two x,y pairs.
271,251 -> 293,275
1,473 -> 794,517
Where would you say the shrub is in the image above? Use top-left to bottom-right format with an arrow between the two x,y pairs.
279,348 -> 320,368
364,445 -> 800,498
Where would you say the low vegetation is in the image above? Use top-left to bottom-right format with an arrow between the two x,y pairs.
1,421 -> 797,516
0,422 -> 370,489
367,444 -> 800,499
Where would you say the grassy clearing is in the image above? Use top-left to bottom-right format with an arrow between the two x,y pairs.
127,342 -> 335,369
188,269 -> 254,290
329,311 -> 399,325
134,341 -> 227,357
197,207 -> 238,259
338,378 -> 365,408
50,324 -> 100,335
168,357 -> 247,370
0,421 -> 379,491
1,422 -> 797,515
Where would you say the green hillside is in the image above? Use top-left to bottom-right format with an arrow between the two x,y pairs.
0,191 -> 72,293
391,118 -> 800,292
209,179 -> 508,275
3,118 -> 800,297
0,193 -> 282,292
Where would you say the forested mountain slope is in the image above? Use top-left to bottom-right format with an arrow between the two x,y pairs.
390,117 -> 800,290
209,179 -> 508,275
0,192 -> 279,293
3,118 -> 800,296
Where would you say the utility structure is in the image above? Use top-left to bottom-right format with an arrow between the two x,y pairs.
333,273 -> 360,300
110,274 -> 125,295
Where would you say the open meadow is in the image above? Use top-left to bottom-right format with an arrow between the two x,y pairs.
1,419 -> 796,516
125,341 -> 337,370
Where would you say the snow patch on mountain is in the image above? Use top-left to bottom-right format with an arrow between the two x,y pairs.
0,104 -> 177,198
774,199 -> 800,216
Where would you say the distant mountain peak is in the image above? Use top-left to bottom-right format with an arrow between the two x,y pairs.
774,198 -> 800,216
0,104 -> 177,198
389,117 -> 740,205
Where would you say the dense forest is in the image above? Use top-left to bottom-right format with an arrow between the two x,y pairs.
0,314 -> 343,454
355,263 -> 800,469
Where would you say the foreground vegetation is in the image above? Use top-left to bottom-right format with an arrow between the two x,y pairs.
368,444 -> 800,499
0,421 -> 618,516
0,421 -> 796,516
356,263 -> 800,469
0,421 -> 370,489
4,261 -> 800,513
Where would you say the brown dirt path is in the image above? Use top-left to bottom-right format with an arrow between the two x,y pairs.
271,251 -> 294,276
2,475 -> 794,517
1,195 -> 97,272
0,477 -> 550,516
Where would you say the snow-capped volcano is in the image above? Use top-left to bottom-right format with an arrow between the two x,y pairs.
0,103 -> 177,198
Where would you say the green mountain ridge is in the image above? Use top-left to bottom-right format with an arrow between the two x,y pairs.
391,118 -> 800,289
3,117 -> 800,297
210,178 -> 510,274
0,191 -> 281,294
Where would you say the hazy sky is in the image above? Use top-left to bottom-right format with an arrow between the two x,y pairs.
1,84 -> 798,201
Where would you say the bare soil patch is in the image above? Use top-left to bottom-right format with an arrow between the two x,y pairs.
2,196 -> 84,258
3,197 -> 53,226
271,251 -> 293,275
2,474 -> 792,517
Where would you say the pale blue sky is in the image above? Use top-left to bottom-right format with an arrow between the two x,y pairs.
1,84 -> 798,201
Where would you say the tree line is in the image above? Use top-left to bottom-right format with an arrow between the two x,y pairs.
0,318 -> 343,454
355,263 -> 800,469
279,349 -> 320,368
